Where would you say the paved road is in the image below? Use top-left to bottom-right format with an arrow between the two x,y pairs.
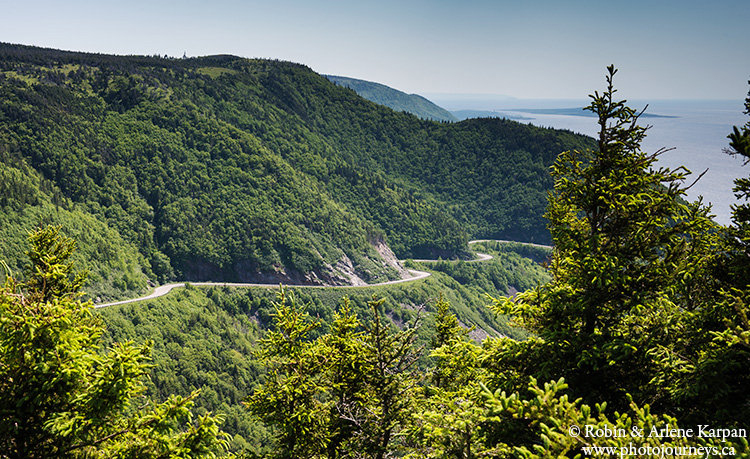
95,268 -> 432,309
410,252 -> 492,263
469,239 -> 553,250
95,239 -> 540,309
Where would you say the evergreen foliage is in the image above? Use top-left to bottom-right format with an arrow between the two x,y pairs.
95,248 -> 546,454
657,78 -> 750,426
245,291 -> 425,459
724,79 -> 750,284
489,66 -> 719,410
100,286 -> 272,455
0,226 -> 228,458
247,289 -> 741,458
209,72 -> 750,457
0,162 -> 150,302
8,43 -> 750,457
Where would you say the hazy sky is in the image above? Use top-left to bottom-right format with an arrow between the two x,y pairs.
3,0 -> 749,100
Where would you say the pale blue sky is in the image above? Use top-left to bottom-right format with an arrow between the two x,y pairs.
2,0 -> 749,99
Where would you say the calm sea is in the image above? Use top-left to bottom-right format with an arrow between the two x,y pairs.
436,97 -> 748,226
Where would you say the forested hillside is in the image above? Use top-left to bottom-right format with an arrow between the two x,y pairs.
0,43 -> 592,297
4,49 -> 750,458
324,74 -> 458,122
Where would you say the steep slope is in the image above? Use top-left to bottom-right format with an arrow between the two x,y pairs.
324,74 -> 458,122
0,47 -> 426,290
0,161 -> 149,300
0,43 -> 594,295
230,61 -> 593,244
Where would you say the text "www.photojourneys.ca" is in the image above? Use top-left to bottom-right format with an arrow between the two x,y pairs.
568,424 -> 745,457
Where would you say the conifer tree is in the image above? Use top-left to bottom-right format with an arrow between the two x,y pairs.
492,66 -> 715,408
724,79 -> 750,284
246,293 -> 424,459
663,79 -> 750,425
0,226 -> 228,458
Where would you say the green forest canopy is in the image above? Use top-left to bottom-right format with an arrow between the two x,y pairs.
0,43 -> 593,299
2,49 -> 750,458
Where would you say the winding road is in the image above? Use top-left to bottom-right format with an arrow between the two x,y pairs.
95,269 -> 432,309
95,240 -> 549,309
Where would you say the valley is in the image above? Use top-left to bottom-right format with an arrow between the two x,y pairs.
14,43 -> 733,458
94,240 -> 530,309
0,42 -> 592,303
0,44 -> 584,455
3,0 -> 750,454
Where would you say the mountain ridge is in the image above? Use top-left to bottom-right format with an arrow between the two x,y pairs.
0,43 -> 594,298
324,74 -> 458,122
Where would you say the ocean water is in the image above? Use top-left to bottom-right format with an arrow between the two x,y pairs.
436,97 -> 749,226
